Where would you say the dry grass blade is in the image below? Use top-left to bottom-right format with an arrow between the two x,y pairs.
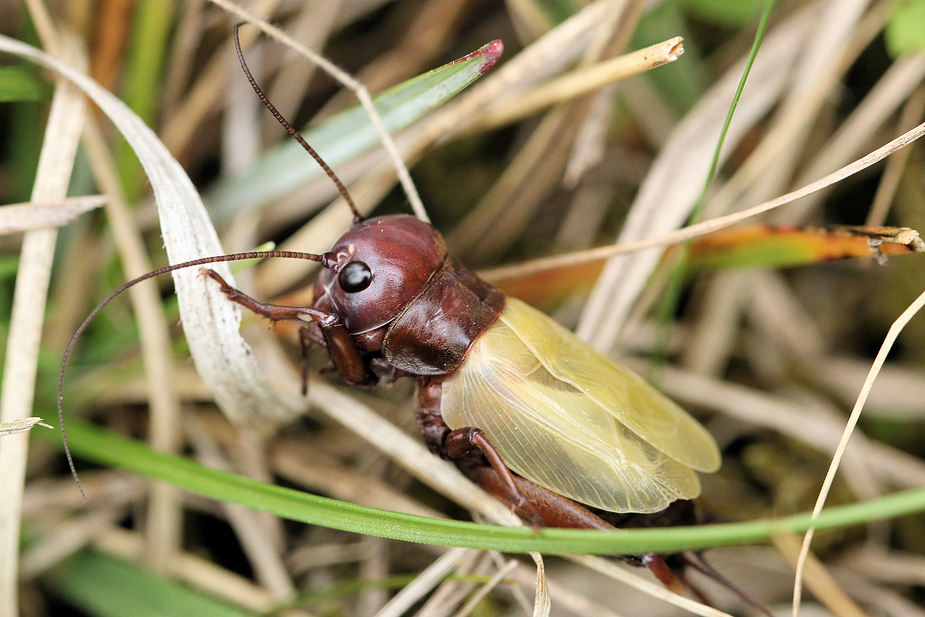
793,287 -> 925,616
414,549 -> 485,617
0,196 -> 107,234
0,34 -> 86,616
0,34 -> 300,428
529,553 -> 550,617
0,417 -> 53,436
508,563 -> 623,617
449,558 -> 520,617
482,119 -> 925,287
471,36 -> 684,132
771,532 -> 867,617
577,5 -> 816,348
374,547 -> 472,617
570,555 -> 734,617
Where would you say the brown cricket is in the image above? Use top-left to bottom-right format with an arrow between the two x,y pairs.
59,25 -> 769,613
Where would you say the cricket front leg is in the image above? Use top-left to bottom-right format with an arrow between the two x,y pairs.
202,269 -> 376,387
200,269 -> 327,322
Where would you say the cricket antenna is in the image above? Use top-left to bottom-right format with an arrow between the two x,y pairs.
233,23 -> 364,224
58,250 -> 324,499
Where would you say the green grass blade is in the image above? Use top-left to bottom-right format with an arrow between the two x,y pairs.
207,41 -> 502,222
651,0 -> 776,369
117,0 -> 178,200
47,422 -> 925,556
0,66 -> 50,102
44,549 -> 257,617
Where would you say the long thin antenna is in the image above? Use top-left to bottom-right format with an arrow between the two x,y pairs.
58,250 -> 322,498
233,23 -> 364,223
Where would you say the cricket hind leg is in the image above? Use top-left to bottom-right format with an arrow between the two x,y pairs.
418,379 -> 544,526
679,551 -> 775,617
463,461 -> 771,614
415,380 -> 767,611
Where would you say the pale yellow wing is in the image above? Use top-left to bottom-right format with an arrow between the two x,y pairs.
440,298 -> 720,514
503,298 -> 721,472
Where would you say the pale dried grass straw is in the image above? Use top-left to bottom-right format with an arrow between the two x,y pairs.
449,558 -> 521,617
791,289 -> 925,617
374,547 -> 473,617
574,4 -> 817,348
0,417 -> 54,436
0,36 -> 86,617
508,562 -> 624,617
482,119 -> 925,284
0,196 -> 106,234
413,549 -> 485,617
206,0 -> 429,223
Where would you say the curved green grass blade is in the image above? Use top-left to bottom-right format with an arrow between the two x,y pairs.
49,422 -> 925,556
207,41 -> 502,222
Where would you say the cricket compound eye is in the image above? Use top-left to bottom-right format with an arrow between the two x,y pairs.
337,261 -> 372,293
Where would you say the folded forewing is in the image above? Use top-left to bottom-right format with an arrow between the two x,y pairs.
502,298 -> 720,473
441,300 -> 715,513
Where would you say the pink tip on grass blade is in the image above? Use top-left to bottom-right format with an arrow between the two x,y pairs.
451,39 -> 504,74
